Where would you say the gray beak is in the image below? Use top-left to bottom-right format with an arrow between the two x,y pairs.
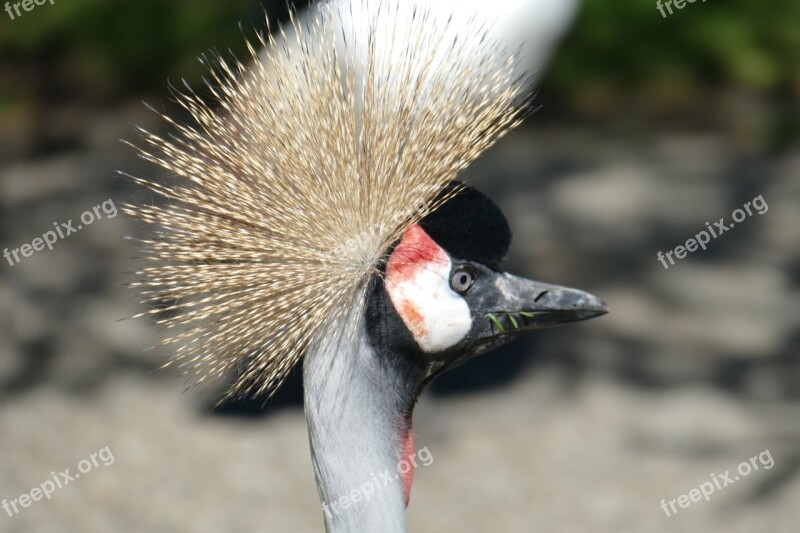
429,271 -> 609,374
477,273 -> 609,338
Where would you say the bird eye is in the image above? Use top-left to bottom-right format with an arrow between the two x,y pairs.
450,266 -> 476,295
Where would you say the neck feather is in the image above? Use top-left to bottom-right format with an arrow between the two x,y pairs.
303,322 -> 422,533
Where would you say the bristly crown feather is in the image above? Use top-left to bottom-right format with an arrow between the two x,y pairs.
122,0 -> 530,400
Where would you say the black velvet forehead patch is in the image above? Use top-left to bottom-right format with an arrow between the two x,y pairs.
419,182 -> 511,267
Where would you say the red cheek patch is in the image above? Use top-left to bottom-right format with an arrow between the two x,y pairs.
386,225 -> 448,337
387,225 -> 448,281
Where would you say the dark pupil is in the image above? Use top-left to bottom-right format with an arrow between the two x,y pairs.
459,274 -> 469,286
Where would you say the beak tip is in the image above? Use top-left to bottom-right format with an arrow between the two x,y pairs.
583,296 -> 610,319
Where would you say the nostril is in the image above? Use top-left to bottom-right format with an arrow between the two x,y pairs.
534,290 -> 549,303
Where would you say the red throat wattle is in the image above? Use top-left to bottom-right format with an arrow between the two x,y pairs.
400,415 -> 415,507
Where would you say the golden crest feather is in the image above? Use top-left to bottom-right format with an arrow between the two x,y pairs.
123,1 -> 529,400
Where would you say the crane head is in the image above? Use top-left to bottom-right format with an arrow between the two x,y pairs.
367,183 -> 608,378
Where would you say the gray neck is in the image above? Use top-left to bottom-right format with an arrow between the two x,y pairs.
303,324 -> 419,533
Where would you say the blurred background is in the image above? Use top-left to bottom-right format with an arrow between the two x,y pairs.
1,0 -> 798,531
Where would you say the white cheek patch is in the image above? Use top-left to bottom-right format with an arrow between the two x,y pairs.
385,225 -> 472,353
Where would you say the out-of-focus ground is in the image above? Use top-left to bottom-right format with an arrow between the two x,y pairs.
1,97 -> 798,531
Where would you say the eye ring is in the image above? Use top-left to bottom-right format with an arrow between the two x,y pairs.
450,265 -> 476,295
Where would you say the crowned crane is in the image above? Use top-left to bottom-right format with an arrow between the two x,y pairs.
125,1 -> 603,531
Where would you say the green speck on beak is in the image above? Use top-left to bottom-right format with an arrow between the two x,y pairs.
487,313 -> 505,333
